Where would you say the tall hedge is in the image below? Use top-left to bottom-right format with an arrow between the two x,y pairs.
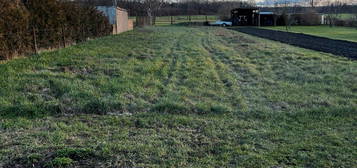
0,0 -> 112,60
25,0 -> 65,48
0,0 -> 30,60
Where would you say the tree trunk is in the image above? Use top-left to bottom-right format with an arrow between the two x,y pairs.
147,8 -> 153,26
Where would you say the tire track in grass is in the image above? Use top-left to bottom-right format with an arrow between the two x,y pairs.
153,30 -> 191,112
214,29 -> 307,112
215,31 -> 349,111
163,41 -> 180,87
156,28 -> 237,114
161,29 -> 190,87
200,29 -> 248,112
202,28 -> 276,112
173,46 -> 188,88
164,30 -> 209,112
118,29 -> 179,111
154,28 -> 254,113
214,30 -> 278,109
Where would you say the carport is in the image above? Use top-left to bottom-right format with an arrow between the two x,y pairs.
231,8 -> 276,26
231,8 -> 259,26
258,12 -> 275,26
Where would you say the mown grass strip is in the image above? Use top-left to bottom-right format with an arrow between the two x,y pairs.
0,26 -> 356,167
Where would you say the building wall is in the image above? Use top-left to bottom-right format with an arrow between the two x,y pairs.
128,19 -> 134,30
116,8 -> 129,34
97,6 -> 133,34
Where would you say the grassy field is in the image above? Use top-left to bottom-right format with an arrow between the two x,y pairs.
264,25 -> 357,42
130,15 -> 219,26
0,26 -> 356,167
337,13 -> 356,20
155,15 -> 218,26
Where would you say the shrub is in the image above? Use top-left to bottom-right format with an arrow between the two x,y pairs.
299,10 -> 321,26
0,0 -> 30,60
50,157 -> 73,167
0,0 -> 112,60
334,18 -> 357,27
55,148 -> 95,160
25,0 -> 65,48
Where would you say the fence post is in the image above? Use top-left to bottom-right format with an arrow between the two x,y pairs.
205,15 -> 208,22
171,16 -> 173,25
32,27 -> 38,54
61,26 -> 66,48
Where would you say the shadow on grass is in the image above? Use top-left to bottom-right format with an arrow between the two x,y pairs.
4,147 -> 107,168
0,104 -> 51,119
236,106 -> 356,123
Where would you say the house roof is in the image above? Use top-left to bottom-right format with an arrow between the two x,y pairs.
259,12 -> 274,15
96,6 -> 127,12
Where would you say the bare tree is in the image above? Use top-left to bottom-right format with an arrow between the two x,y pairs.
217,2 -> 241,20
325,0 -> 346,27
144,0 -> 165,25
216,1 -> 253,20
130,0 -> 164,25
353,6 -> 357,28
281,0 -> 298,31
247,0 -> 256,6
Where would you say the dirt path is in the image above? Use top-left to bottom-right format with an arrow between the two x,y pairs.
231,27 -> 357,59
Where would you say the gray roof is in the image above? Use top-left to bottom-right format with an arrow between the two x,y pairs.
96,6 -> 117,25
259,12 -> 274,15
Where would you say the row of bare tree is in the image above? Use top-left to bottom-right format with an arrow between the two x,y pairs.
271,0 -> 357,29
67,0 -> 256,16
69,0 -> 356,28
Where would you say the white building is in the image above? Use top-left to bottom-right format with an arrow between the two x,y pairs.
96,6 -> 133,34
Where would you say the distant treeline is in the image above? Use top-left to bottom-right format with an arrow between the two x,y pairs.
0,0 -> 112,60
69,0 -> 255,16
261,5 -> 357,14
71,0 -> 357,16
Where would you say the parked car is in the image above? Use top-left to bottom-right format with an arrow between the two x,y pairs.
210,20 -> 233,27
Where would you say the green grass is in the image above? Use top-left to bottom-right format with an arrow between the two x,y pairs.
155,15 -> 218,26
130,15 -> 219,26
0,26 -> 356,167
264,25 -> 357,42
336,13 -> 356,20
